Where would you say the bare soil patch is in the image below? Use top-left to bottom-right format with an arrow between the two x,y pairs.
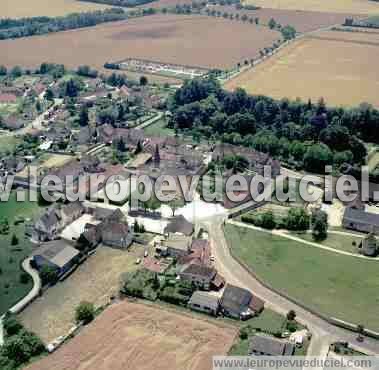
1,14 -> 280,71
19,245 -> 144,344
25,300 -> 237,370
225,31 -> 379,107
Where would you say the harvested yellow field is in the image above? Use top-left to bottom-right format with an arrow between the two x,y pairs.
225,31 -> 379,107
243,0 -> 379,15
1,0 -> 110,19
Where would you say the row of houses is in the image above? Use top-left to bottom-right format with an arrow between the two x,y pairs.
188,284 -> 265,320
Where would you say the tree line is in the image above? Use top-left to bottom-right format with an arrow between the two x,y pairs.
168,78 -> 378,174
76,0 -> 157,7
0,8 -> 128,40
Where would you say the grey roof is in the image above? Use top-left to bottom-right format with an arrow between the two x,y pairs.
249,335 -> 294,356
221,284 -> 252,314
164,215 -> 194,236
189,291 -> 219,310
343,208 -> 379,228
180,263 -> 216,280
34,240 -> 79,268
163,234 -> 192,252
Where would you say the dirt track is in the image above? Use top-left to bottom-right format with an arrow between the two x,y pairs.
25,300 -> 237,370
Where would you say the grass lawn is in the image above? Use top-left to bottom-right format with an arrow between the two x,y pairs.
225,224 -> 379,331
144,118 -> 175,137
0,135 -> 21,154
0,191 -> 42,314
295,232 -> 363,254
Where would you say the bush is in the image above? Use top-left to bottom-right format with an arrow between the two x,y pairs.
75,301 -> 95,324
3,315 -> 23,337
285,208 -> 310,231
39,265 -> 58,286
10,234 -> 19,246
239,326 -> 249,340
19,272 -> 29,285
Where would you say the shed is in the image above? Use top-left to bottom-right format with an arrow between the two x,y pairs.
188,291 -> 220,316
249,335 -> 295,356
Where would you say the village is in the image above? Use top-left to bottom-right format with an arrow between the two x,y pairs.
1,61 -> 379,369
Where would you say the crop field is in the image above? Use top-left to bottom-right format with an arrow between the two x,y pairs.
209,5 -> 355,33
19,245 -> 145,344
243,0 -> 379,15
25,300 -> 237,370
1,14 -> 280,72
1,0 -> 110,19
225,30 -> 379,107
225,224 -> 379,331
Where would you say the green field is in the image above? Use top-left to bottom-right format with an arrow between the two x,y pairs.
0,192 -> 42,314
0,135 -> 21,154
144,118 -> 175,137
294,232 -> 363,254
225,224 -> 379,331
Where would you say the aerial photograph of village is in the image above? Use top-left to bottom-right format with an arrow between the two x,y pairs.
0,0 -> 379,369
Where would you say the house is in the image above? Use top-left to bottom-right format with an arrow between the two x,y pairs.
164,215 -> 194,237
359,233 -> 378,257
32,202 -> 85,242
179,263 -> 217,290
249,335 -> 295,356
342,207 -> 379,233
0,93 -> 17,103
32,208 -> 62,242
161,234 -> 192,258
177,239 -> 211,267
220,284 -> 264,320
32,240 -> 80,277
101,222 -> 132,249
188,291 -> 220,316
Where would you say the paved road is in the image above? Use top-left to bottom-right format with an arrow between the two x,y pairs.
9,257 -> 41,315
201,217 -> 379,357
229,220 -> 379,261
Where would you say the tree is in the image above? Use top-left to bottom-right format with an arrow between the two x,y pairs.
285,208 -> 310,231
311,210 -> 328,241
75,301 -> 95,324
286,309 -> 296,321
79,105 -> 89,127
10,66 -> 22,78
281,25 -> 296,40
303,144 -> 333,173
260,211 -> 276,230
39,265 -> 58,286
140,75 -> 148,86
11,234 -> 19,246
268,18 -> 276,29
0,65 -> 7,75
3,314 -> 23,336
45,88 -> 54,101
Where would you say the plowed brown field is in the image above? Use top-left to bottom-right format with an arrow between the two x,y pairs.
0,14 -> 280,71
225,30 -> 379,107
25,300 -> 237,370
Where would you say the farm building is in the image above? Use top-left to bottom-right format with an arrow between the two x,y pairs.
249,335 -> 295,356
32,240 -> 80,277
220,284 -> 264,320
188,291 -> 220,316
177,239 -> 211,267
100,222 -> 133,249
342,207 -> 379,233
